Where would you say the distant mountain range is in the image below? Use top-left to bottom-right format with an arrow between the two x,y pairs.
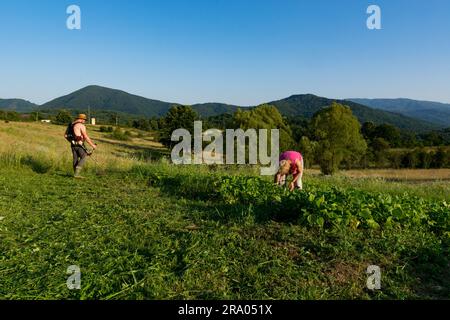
269,95 -> 439,131
1,85 -> 447,132
349,98 -> 450,128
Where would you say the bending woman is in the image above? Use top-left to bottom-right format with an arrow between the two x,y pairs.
274,151 -> 304,191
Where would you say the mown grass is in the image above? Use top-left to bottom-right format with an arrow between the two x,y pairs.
0,121 -> 449,299
306,174 -> 450,202
0,164 -> 449,299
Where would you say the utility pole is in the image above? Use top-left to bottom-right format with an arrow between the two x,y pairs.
88,105 -> 91,124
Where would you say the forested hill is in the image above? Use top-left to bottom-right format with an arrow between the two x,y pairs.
349,98 -> 450,128
0,99 -> 37,112
40,85 -> 175,117
270,94 -> 439,132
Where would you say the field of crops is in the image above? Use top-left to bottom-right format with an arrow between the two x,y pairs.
144,168 -> 450,234
0,122 -> 449,299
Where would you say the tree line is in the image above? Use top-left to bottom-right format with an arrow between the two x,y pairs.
2,104 -> 449,174
155,103 -> 450,174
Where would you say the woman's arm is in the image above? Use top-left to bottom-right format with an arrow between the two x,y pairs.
289,160 -> 303,191
274,173 -> 280,184
296,159 -> 303,176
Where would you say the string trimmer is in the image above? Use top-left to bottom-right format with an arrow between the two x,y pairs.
81,144 -> 106,176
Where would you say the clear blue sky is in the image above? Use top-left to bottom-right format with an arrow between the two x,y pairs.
1,0 -> 449,105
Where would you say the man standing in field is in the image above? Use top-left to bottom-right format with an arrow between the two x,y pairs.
274,150 -> 304,191
64,114 -> 97,178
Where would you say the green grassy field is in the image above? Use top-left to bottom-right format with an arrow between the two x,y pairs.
0,122 -> 449,299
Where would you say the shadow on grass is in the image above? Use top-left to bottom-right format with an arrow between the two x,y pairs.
144,169 -> 306,225
384,177 -> 450,183
147,177 -> 296,225
183,201 -> 277,224
95,137 -> 170,162
21,155 -> 52,174
403,243 -> 450,299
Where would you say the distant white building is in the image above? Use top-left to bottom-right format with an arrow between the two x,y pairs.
91,118 -> 96,125
41,120 -> 51,123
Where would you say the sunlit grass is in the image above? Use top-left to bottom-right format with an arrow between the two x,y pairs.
0,121 -> 159,173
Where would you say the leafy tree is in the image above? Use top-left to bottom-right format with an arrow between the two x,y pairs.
99,126 -> 114,133
109,113 -> 120,126
361,121 -> 376,140
205,113 -> 234,130
0,110 -> 20,121
371,137 -> 390,166
286,116 -> 311,143
298,136 -> 317,168
160,105 -> 199,148
401,150 -> 419,168
233,104 -> 296,152
422,131 -> 444,146
388,151 -> 403,169
29,112 -> 43,122
149,118 -> 159,130
362,122 -> 406,148
109,127 -> 132,141
431,148 -> 449,168
311,102 -> 367,175
371,137 -> 390,153
373,124 -> 401,147
400,131 -> 419,148
132,119 -> 151,131
417,149 -> 433,169
55,110 -> 73,124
